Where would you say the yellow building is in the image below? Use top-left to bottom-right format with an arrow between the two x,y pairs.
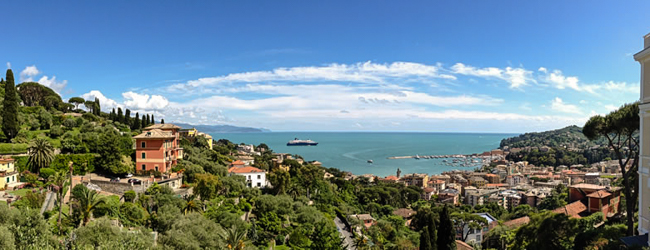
0,158 -> 19,190
635,32 -> 650,246
180,128 -> 214,150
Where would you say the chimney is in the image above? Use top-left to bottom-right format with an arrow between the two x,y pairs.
645,32 -> 650,49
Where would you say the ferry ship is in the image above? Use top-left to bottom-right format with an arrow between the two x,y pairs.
287,138 -> 318,146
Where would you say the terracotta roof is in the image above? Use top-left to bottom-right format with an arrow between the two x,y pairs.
485,173 -> 498,177
423,187 -> 435,193
228,166 -> 264,174
456,240 -> 474,250
0,158 -> 15,163
552,201 -> 587,218
133,129 -> 175,139
586,190 -> 612,199
383,175 -> 398,181
569,183 -> 606,190
231,160 -> 246,165
503,216 -> 530,228
433,179 -> 445,184
486,183 -> 508,188
144,123 -> 181,130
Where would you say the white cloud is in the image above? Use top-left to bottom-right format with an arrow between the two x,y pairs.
19,65 -> 40,82
551,97 -> 582,114
122,91 -> 169,110
168,61 -> 456,91
81,90 -> 120,111
450,63 -> 533,88
540,69 -> 639,95
6,62 -> 10,69
38,76 -> 67,94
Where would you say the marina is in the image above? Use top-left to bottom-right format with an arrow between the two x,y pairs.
387,154 -> 497,168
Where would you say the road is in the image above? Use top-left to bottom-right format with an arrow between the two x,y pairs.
334,217 -> 356,250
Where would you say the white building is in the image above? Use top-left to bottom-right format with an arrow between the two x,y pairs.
462,213 -> 496,244
228,166 -> 267,188
635,31 -> 650,247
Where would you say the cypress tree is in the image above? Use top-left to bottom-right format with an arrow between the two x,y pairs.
133,112 -> 140,130
110,108 -> 116,121
151,115 -> 155,124
117,108 -> 123,123
161,118 -> 164,124
145,114 -> 150,126
437,205 -> 456,250
94,97 -> 101,116
2,69 -> 19,141
420,226 -> 433,250
125,109 -> 131,127
141,114 -> 146,128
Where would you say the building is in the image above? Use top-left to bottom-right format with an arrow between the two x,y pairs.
133,124 -> 184,174
469,177 -> 487,188
179,128 -> 214,150
228,166 -> 267,188
439,188 -> 460,205
422,187 -> 435,200
484,173 -> 500,184
401,173 -> 429,188
349,214 -> 376,229
430,179 -> 446,192
636,32 -> 650,247
0,158 -> 18,189
459,213 -> 497,244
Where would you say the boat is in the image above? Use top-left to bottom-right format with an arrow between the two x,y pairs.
287,138 -> 318,146
367,160 -> 373,163
414,155 -> 420,160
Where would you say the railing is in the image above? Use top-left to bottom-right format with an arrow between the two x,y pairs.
0,171 -> 17,177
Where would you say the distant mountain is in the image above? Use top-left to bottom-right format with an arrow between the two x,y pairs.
174,123 -> 270,133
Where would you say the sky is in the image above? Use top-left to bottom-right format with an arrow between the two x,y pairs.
2,1 -> 649,133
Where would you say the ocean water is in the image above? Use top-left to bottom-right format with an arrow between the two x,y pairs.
214,132 -> 517,177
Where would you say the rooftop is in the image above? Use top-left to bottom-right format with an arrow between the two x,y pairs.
228,166 -> 264,174
552,201 -> 587,219
231,160 -> 246,165
586,190 -> 612,199
569,183 -> 607,190
393,208 -> 416,218
144,123 -> 182,130
503,216 -> 530,228
133,129 -> 175,139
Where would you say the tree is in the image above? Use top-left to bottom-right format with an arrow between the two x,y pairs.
141,114 -> 146,128
420,226 -> 433,250
452,212 -> 488,241
195,173 -> 221,201
117,108 -> 123,123
511,212 -> 577,250
27,138 -> 55,174
268,169 -> 290,195
133,112 -> 140,130
145,114 -> 150,126
437,205 -> 456,250
68,97 -> 85,110
2,69 -> 19,141
221,225 -> 249,250
182,195 -> 202,215
161,118 -> 165,124
583,102 -> 639,236
94,97 -> 101,115
125,109 -> 131,127
16,82 -> 62,107
84,100 -> 95,114
48,169 -> 70,233
72,184 -> 106,226
152,114 -> 155,124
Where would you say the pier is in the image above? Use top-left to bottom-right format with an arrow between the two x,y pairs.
387,154 -> 471,160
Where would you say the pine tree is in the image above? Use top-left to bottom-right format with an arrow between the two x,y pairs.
94,97 -> 101,116
437,205 -> 456,250
2,69 -> 19,141
133,112 -> 140,130
117,108 -> 124,123
161,118 -> 164,124
420,226 -> 433,250
125,109 -> 131,127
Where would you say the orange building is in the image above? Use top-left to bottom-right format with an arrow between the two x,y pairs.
133,124 -> 184,174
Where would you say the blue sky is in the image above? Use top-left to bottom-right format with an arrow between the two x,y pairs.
2,1 -> 649,132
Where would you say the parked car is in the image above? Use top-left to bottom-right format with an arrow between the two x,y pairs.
128,179 -> 142,184
110,177 -> 120,182
126,173 -> 133,178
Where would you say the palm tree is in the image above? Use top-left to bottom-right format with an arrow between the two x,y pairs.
48,169 -> 69,233
221,225 -> 248,250
74,187 -> 105,226
182,195 -> 202,215
27,138 -> 55,174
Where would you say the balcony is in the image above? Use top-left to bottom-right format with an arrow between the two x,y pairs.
0,171 -> 18,177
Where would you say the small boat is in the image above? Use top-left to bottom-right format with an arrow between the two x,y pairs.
367,160 -> 373,163
414,155 -> 420,160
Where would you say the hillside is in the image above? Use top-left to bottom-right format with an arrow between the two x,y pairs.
499,125 -> 607,150
174,122 -> 270,133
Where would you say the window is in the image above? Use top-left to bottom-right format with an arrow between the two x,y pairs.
476,235 -> 481,242
6,177 -> 9,183
141,152 -> 146,159
155,166 -> 159,172
257,182 -> 261,187
142,164 -> 146,171
248,175 -> 251,180
257,175 -> 261,179
141,142 -> 146,148
12,176 -> 15,181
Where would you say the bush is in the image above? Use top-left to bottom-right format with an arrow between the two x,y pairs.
50,154 -> 96,175
119,202 -> 149,226
39,168 -> 56,179
49,126 -> 64,138
82,113 -> 98,122
123,190 -> 137,202
63,118 -> 77,129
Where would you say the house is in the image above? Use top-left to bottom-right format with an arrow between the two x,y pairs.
228,166 -> 267,188
401,173 -> 429,188
179,128 -> 213,150
438,188 -> 460,205
0,158 -> 19,190
379,175 -> 399,183
469,177 -> 487,188
349,214 -> 376,229
422,187 -> 435,200
230,160 -> 246,168
484,173 -> 500,184
634,32 -> 650,247
553,200 -> 588,219
430,179 -> 446,192
133,124 -> 183,174
568,184 -> 622,218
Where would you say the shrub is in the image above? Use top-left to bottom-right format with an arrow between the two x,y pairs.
39,168 -> 56,179
82,113 -> 98,122
123,190 -> 137,202
63,119 -> 77,129
49,126 -> 64,138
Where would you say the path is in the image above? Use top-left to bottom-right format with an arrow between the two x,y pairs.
40,191 -> 56,215
334,217 -> 355,250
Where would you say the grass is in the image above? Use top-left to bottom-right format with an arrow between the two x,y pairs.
8,188 -> 33,197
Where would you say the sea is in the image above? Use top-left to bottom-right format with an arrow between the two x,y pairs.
214,132 -> 517,177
